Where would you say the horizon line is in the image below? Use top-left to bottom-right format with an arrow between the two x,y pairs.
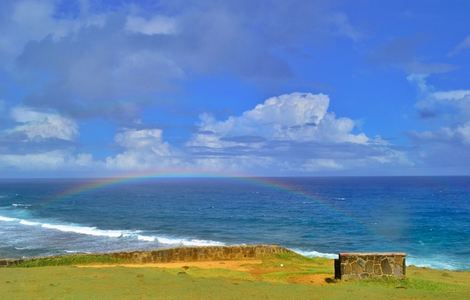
1,175 -> 470,180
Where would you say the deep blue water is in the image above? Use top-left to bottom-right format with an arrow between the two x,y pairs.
0,177 -> 469,270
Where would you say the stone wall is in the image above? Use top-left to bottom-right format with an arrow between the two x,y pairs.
0,245 -> 292,267
0,259 -> 22,267
107,245 -> 291,263
335,252 -> 406,280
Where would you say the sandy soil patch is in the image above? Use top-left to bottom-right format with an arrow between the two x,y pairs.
287,274 -> 331,286
75,260 -> 262,272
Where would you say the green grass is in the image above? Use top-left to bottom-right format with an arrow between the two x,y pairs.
12,254 -> 129,267
1,253 -> 470,299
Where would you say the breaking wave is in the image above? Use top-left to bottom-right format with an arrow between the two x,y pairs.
11,203 -> 32,208
291,249 -> 338,259
0,214 -> 224,248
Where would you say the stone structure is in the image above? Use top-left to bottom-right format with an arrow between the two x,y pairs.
0,259 -> 22,267
0,245 -> 292,267
107,245 -> 291,263
335,252 -> 406,280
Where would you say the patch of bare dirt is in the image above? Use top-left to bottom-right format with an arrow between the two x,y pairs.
287,274 -> 331,286
76,260 -> 262,272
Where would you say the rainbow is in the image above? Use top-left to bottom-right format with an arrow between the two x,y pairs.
39,170 -> 379,237
40,170 -> 239,206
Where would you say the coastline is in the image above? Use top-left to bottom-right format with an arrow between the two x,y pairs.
1,245 -> 470,299
1,242 -> 464,271
2,177 -> 469,271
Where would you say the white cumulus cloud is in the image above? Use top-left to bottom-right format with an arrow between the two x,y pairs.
188,92 -> 369,150
106,128 -> 179,170
10,107 -> 78,141
411,122 -> 470,145
432,90 -> 470,102
185,92 -> 405,174
407,74 -> 470,173
0,150 -> 93,170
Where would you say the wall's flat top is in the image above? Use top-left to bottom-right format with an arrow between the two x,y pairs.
339,252 -> 406,256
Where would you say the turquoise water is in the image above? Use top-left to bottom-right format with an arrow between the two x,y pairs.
0,177 -> 469,270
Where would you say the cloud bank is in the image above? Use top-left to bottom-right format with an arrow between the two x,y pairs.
0,92 -> 408,175
2,0 -> 468,176
407,74 -> 470,173
0,0 -> 360,121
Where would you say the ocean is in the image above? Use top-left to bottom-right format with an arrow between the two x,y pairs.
0,177 -> 469,270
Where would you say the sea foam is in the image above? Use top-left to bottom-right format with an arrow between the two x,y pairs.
0,213 -> 224,248
293,249 -> 462,270
291,249 -> 338,259
12,203 -> 32,208
407,257 -> 460,270
19,220 -> 40,226
137,235 -> 156,242
0,215 -> 18,222
156,236 -> 225,247
2,214 -> 463,270
41,223 -> 130,238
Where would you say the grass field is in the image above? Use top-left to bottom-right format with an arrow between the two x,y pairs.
1,252 -> 469,299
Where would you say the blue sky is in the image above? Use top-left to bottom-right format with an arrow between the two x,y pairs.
1,0 -> 470,177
